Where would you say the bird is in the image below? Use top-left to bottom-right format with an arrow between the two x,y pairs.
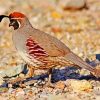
0,12 -> 100,85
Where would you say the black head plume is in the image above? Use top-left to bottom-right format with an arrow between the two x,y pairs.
0,15 -> 9,22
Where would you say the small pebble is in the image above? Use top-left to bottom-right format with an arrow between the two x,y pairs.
8,84 -> 13,88
55,81 -> 65,90
93,86 -> 100,95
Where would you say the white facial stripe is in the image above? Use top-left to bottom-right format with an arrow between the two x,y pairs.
17,20 -> 21,28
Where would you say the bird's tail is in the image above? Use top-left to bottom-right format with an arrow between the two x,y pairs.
65,52 -> 100,77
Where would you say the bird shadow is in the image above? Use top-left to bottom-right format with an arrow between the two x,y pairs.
19,65 -> 100,83
1,63 -> 100,88
96,54 -> 100,61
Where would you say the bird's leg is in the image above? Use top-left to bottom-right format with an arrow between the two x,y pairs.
8,65 -> 34,85
26,66 -> 34,78
18,66 -> 35,87
46,68 -> 54,87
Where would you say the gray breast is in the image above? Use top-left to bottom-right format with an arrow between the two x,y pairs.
12,31 -> 43,67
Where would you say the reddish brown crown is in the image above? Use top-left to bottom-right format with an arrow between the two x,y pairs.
9,12 -> 25,18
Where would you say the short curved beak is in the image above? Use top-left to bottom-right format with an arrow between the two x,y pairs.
9,22 -> 13,27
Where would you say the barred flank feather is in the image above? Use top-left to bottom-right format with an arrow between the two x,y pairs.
26,36 -> 48,58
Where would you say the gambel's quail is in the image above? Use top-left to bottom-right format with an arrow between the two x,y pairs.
0,12 -> 99,85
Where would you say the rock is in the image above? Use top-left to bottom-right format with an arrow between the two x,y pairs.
58,0 -> 88,10
48,94 -> 64,100
0,64 -> 25,77
0,87 -> 8,92
55,81 -> 65,90
44,87 -> 53,93
65,79 -> 93,92
95,96 -> 100,100
16,88 -> 25,96
79,69 -> 90,76
0,76 -> 4,85
8,84 -> 13,88
93,86 -> 100,95
19,73 -> 25,78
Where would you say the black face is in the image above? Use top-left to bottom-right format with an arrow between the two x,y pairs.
0,15 -> 20,30
9,19 -> 19,30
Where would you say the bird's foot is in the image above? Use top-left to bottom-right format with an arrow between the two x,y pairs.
45,74 -> 55,88
45,80 -> 54,88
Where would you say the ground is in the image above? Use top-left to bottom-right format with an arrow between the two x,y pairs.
0,0 -> 100,100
